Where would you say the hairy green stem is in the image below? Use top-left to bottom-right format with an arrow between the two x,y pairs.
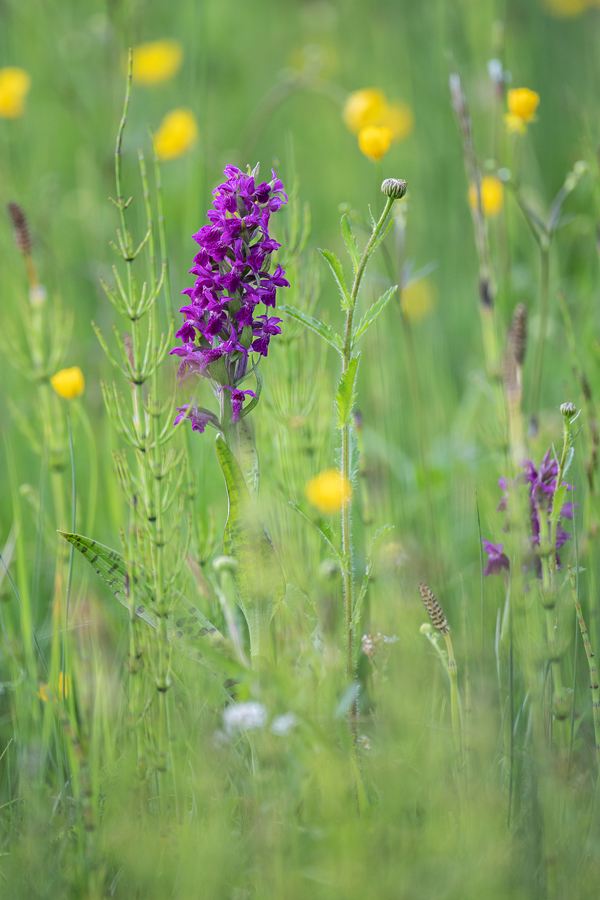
341,196 -> 393,689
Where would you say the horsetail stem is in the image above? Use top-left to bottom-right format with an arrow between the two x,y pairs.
419,582 -> 462,766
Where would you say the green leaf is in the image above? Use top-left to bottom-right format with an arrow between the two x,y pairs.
289,501 -> 343,570
319,248 -> 352,310
341,215 -> 360,273
562,446 -> 575,479
236,417 -> 260,500
352,286 -> 398,345
239,359 -> 262,420
59,532 -> 243,678
279,305 -> 342,353
215,435 -> 286,663
353,524 -> 394,630
550,483 -> 568,525
368,217 -> 395,259
335,354 -> 361,429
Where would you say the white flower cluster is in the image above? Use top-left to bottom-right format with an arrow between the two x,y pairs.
221,703 -> 300,738
223,702 -> 268,735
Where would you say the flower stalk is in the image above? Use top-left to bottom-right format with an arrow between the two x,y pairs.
568,566 -> 600,790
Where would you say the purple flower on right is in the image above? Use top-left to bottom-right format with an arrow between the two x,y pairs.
483,448 -> 575,578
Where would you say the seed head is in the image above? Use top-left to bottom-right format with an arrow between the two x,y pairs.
7,201 -> 32,255
418,582 -> 450,635
560,402 -> 577,419
381,178 -> 407,200
509,303 -> 528,367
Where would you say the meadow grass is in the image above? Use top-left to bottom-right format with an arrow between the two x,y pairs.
2,1 -> 600,897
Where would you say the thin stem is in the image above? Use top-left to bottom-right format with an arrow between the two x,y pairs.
115,49 -> 134,255
340,196 -> 394,689
568,567 -> 600,789
444,633 -> 462,766
530,244 -> 550,429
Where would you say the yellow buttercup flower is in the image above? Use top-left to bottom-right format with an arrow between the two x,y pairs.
132,39 -> 183,85
305,469 -> 352,514
51,367 -> 85,400
504,87 -> 539,134
0,67 -> 31,118
358,125 -> 393,162
344,89 -> 414,146
401,279 -> 438,323
154,108 -> 198,161
468,176 -> 504,218
343,88 -> 387,134
543,0 -> 589,16
38,672 -> 71,702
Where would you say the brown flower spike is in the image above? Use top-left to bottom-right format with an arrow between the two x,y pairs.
418,582 -> 450,634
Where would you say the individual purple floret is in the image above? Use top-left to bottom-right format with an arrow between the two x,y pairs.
481,541 -> 510,576
170,164 -> 289,432
174,403 -> 219,435
483,448 -> 575,578
220,386 -> 257,423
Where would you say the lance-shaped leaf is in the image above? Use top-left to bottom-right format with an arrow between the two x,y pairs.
367,217 -> 395,259
352,524 -> 394,631
215,435 -> 286,664
59,532 -> 243,679
289,500 -> 343,571
335,354 -> 360,429
319,248 -> 352,310
352,285 -> 397,346
279,305 -> 342,353
341,214 -> 360,274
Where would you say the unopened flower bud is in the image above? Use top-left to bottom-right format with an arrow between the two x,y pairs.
560,402 -> 577,419
420,622 -> 432,636
381,178 -> 407,200
553,692 -> 572,721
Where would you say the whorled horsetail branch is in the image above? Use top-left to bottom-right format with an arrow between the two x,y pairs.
419,581 -> 450,635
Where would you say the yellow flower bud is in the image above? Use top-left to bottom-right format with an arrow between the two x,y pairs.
51,366 -> 85,400
132,39 -> 183,85
401,278 -> 438,323
343,88 -> 387,134
154,108 -> 198,161
468,175 -> 504,218
0,67 -> 31,118
305,469 -> 352,514
358,125 -> 393,162
507,87 -> 540,122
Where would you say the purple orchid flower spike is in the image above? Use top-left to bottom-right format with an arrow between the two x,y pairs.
170,164 -> 288,434
482,446 -> 576,579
